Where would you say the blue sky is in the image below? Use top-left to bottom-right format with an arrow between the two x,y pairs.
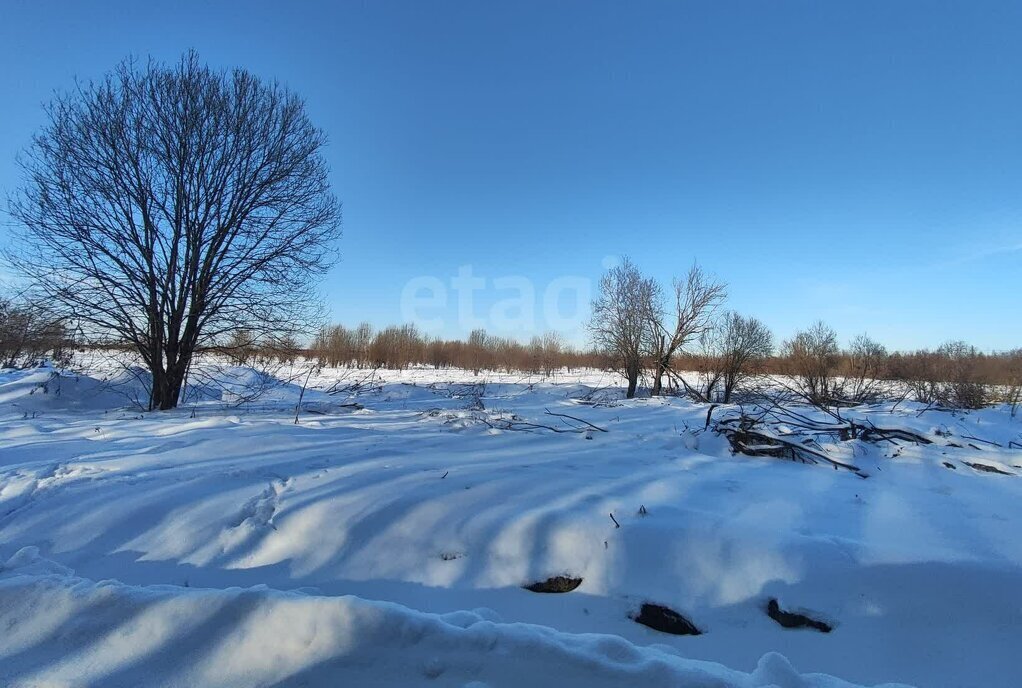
1,1 -> 1020,350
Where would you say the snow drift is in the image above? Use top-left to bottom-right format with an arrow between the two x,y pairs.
1,363 -> 1019,686
0,547 -> 903,688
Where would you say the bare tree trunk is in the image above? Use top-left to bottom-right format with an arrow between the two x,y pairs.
626,364 -> 640,398
150,367 -> 171,411
164,367 -> 186,411
651,356 -> 669,396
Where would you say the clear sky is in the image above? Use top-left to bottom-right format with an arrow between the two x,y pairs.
1,1 -> 1020,351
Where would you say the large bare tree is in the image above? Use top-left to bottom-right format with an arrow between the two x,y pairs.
8,52 -> 341,410
589,258 -> 658,398
645,264 -> 726,396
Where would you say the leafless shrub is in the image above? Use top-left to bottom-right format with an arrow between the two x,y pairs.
314,324 -> 356,367
780,321 -> 840,405
838,333 -> 889,403
889,342 -> 989,409
530,332 -> 564,376
223,329 -> 258,366
465,328 -> 492,375
0,297 -> 74,368
369,324 -> 424,370
696,312 -> 772,403
314,322 -> 376,368
588,258 -> 658,398
896,351 -> 944,405
1005,349 -> 1022,417
423,336 -> 449,370
938,340 -> 988,409
645,264 -> 726,396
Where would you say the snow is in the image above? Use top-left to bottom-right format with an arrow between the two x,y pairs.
1,362 -> 1020,687
0,547 -> 887,688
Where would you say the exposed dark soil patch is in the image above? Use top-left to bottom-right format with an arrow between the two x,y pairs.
767,599 -> 832,633
631,603 -> 701,636
964,462 -> 1012,476
942,462 -> 957,470
523,575 -> 583,593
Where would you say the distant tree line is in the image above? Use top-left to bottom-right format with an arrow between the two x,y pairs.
312,323 -> 607,374
305,315 -> 1020,416
4,295 -> 1017,416
585,258 -> 1021,413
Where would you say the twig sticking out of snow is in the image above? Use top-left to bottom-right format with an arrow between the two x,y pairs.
960,434 -> 1002,448
543,408 -> 608,433
454,408 -> 606,435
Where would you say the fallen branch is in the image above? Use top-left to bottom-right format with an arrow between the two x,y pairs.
716,417 -> 866,476
860,424 -> 933,445
474,412 -> 588,435
960,434 -> 1002,448
543,409 -> 608,433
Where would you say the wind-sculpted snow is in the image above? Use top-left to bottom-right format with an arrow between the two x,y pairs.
0,363 -> 1020,686
0,548 -> 905,688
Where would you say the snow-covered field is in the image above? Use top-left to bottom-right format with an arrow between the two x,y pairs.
1,362 -> 1020,687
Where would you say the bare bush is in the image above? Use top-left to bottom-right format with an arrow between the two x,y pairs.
896,350 -> 944,405
537,332 -> 563,376
369,325 -> 423,370
424,336 -> 451,370
937,340 -> 988,409
588,258 -> 658,398
889,342 -> 989,409
352,323 -> 374,368
781,321 -> 840,405
697,312 -> 772,403
1005,349 -> 1022,417
839,334 -> 889,403
645,265 -> 726,396
0,298 -> 74,368
314,323 -> 375,368
466,329 -> 492,375
223,329 -> 258,366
